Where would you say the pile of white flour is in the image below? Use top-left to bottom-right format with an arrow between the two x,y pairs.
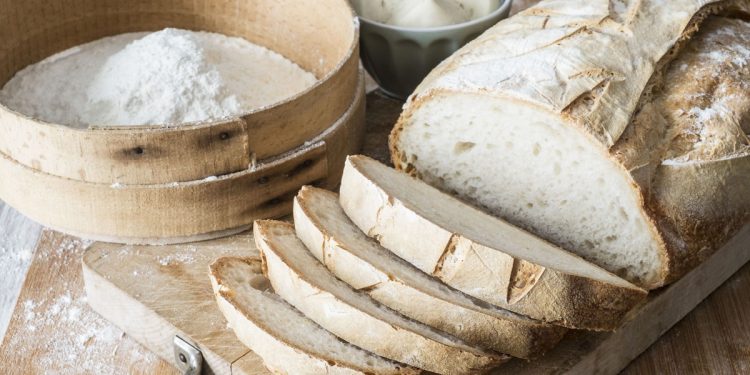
0,28 -> 317,127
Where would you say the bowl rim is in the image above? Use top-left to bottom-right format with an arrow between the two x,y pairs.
354,0 -> 513,33
0,0 -> 361,186
0,1 -> 360,132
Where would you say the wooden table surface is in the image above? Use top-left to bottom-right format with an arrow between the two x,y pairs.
1,91 -> 749,374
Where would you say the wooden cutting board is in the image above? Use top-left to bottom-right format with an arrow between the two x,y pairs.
83,234 -> 267,375
79,223 -> 750,375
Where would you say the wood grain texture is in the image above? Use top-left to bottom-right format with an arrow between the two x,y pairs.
0,141 -> 325,241
0,204 -> 42,340
83,234 -> 268,375
0,113 -> 252,185
361,92 -> 403,166
0,230 -> 173,375
622,263 -> 750,374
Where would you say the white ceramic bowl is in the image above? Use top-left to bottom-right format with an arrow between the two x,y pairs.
357,0 -> 513,99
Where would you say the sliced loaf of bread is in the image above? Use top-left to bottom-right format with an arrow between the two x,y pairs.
210,257 -> 419,375
254,220 -> 508,374
389,2 -> 750,289
339,155 -> 647,330
293,185 -> 567,359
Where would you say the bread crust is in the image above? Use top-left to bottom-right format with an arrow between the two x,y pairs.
210,257 -> 419,375
340,156 -> 647,331
390,0 -> 750,288
254,220 -> 507,374
617,16 -> 750,283
293,186 -> 567,358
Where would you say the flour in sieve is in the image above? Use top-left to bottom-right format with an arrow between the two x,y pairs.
0,28 -> 317,128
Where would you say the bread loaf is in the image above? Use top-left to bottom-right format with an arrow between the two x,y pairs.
340,155 -> 646,330
390,0 -> 750,289
209,257 -> 419,375
293,186 -> 566,358
615,16 -> 750,280
253,220 -> 508,374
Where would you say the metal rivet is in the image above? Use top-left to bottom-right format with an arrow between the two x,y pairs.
173,336 -> 202,375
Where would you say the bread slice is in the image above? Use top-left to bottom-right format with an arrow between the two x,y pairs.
389,1 -> 750,289
254,220 -> 507,374
209,257 -> 418,375
339,155 -> 647,330
293,185 -> 566,359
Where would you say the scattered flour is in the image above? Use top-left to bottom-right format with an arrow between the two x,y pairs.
5,236 -> 158,374
0,28 -> 317,128
658,17 -> 750,165
157,246 -> 199,266
18,291 -> 129,372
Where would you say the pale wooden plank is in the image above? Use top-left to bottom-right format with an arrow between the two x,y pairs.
83,234 -> 268,375
0,202 -> 43,341
0,230 -> 173,374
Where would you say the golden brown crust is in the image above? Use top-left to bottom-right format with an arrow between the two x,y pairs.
615,16 -> 750,283
505,270 -> 647,330
210,256 -> 421,375
254,220 -> 507,374
391,2 -> 750,289
295,186 -> 567,358
342,155 -> 648,331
